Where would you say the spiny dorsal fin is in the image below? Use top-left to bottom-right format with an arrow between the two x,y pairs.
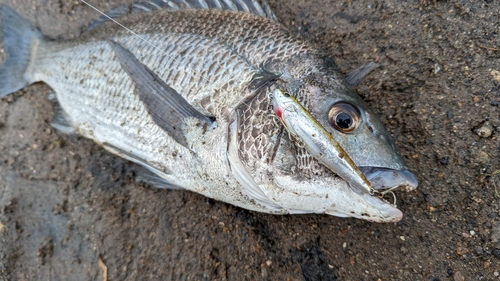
132,0 -> 278,22
87,0 -> 278,30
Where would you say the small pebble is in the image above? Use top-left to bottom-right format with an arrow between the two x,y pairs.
434,64 -> 441,74
456,247 -> 468,256
494,271 -> 499,277
492,248 -> 500,259
491,70 -> 500,82
476,122 -> 493,138
447,269 -> 454,276
474,151 -> 489,164
440,156 -> 449,165
261,267 -> 268,278
453,271 -> 465,281
474,246 -> 483,255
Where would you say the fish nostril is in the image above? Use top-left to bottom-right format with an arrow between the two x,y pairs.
368,125 -> 374,133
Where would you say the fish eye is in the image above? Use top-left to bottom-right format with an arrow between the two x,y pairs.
328,102 -> 361,133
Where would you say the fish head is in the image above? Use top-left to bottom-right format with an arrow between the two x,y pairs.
300,71 -> 418,192
262,59 -> 417,222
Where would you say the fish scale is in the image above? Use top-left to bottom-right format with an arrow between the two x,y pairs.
129,33 -> 258,114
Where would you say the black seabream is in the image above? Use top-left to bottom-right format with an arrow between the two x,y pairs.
0,0 -> 418,222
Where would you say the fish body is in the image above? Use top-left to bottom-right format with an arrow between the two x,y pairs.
0,0 -> 417,222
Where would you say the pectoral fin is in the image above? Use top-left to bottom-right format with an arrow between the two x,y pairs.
108,40 -> 214,148
345,62 -> 381,86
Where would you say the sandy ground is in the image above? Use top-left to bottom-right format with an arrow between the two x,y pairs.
0,0 -> 499,280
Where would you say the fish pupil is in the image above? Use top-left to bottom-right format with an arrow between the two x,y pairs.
336,113 -> 353,129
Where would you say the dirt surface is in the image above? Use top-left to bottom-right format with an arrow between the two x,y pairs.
0,0 -> 499,280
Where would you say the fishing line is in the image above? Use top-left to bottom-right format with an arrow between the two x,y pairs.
80,0 -> 218,85
81,0 -> 160,51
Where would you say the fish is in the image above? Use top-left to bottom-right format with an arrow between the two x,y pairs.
0,0 -> 418,222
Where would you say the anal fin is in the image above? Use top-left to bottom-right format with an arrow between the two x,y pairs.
135,167 -> 184,190
102,142 -> 183,190
49,95 -> 74,134
107,40 -> 214,149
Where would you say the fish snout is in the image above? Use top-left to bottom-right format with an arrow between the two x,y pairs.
359,167 -> 418,193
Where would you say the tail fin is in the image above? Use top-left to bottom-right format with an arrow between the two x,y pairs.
0,6 -> 43,97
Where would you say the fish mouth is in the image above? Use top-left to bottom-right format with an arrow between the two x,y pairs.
359,167 -> 418,193
348,167 -> 417,222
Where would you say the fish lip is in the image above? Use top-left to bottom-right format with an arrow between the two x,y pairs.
359,167 -> 418,192
324,194 -> 403,223
361,194 -> 404,222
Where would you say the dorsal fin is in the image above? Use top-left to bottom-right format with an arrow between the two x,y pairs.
132,0 -> 278,22
87,0 -> 278,30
